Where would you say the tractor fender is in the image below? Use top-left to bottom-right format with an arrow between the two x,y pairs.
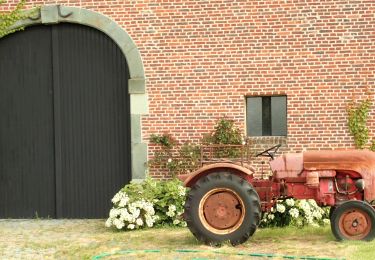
179,163 -> 255,187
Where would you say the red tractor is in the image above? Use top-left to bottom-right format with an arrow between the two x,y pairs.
179,145 -> 375,245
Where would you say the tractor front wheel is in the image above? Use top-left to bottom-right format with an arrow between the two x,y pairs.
184,172 -> 261,245
331,200 -> 375,241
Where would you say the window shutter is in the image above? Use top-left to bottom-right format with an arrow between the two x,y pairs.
271,96 -> 287,136
247,97 -> 262,136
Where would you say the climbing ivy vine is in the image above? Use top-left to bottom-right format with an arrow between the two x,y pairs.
0,0 -> 27,38
347,97 -> 374,150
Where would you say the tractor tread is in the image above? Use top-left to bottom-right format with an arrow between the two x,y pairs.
184,172 -> 260,246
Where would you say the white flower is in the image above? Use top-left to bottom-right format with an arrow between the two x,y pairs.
173,219 -> 180,225
113,218 -> 124,229
308,199 -> 318,208
178,186 -> 186,197
127,224 -> 135,230
299,199 -> 307,207
289,208 -> 299,219
105,218 -> 112,227
312,210 -> 322,220
270,207 -> 275,213
133,209 -> 141,219
166,211 -> 175,217
112,218 -> 120,225
116,222 -> 124,229
169,205 -> 176,212
119,208 -> 132,222
276,204 -> 286,214
299,200 -> 311,215
119,196 -> 129,207
181,221 -> 187,227
267,214 -> 275,220
145,215 -> 155,227
285,198 -> 295,207
306,216 -> 314,224
323,219 -> 330,225
112,192 -> 122,203
119,208 -> 128,215
167,158 -> 172,163
145,219 -> 154,227
109,208 -> 119,218
128,204 -> 140,218
136,218 -> 144,226
144,204 -> 155,215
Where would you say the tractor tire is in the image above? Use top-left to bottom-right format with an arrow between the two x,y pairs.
329,206 -> 336,220
330,200 -> 375,241
184,172 -> 261,246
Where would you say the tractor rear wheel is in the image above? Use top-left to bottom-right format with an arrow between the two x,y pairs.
329,206 -> 336,219
184,172 -> 261,245
330,200 -> 375,241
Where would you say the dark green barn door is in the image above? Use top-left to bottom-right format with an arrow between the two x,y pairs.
55,24 -> 131,218
0,24 -> 131,218
0,26 -> 56,218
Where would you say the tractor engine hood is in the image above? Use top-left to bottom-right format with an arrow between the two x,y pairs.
270,149 -> 375,201
304,149 -> 375,201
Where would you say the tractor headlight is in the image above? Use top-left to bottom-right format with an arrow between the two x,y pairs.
355,179 -> 365,191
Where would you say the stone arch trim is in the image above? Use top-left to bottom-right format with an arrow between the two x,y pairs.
11,5 -> 148,181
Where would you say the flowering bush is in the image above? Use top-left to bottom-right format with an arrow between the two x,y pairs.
105,178 -> 187,230
105,192 -> 158,230
260,199 -> 331,228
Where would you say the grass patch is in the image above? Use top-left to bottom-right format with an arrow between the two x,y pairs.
0,220 -> 374,259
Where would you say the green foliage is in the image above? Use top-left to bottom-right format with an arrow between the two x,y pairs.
202,117 -> 243,145
202,117 -> 244,158
123,178 -> 187,226
0,0 -> 27,38
260,199 -> 330,228
371,139 -> 375,152
347,98 -> 372,149
150,133 -> 176,149
179,143 -> 201,171
149,133 -> 201,176
149,133 -> 180,176
165,142 -> 201,175
105,178 -> 187,230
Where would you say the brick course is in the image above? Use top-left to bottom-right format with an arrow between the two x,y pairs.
2,0 -> 374,178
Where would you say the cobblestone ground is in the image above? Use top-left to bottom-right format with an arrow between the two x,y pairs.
0,219 -> 104,259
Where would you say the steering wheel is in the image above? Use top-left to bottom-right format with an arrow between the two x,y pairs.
255,144 -> 281,160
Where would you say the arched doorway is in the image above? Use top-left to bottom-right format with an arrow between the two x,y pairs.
0,23 -> 131,218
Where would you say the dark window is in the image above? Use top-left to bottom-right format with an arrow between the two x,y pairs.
246,96 -> 287,136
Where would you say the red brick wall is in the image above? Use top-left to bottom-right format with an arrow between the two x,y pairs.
2,0 -> 374,178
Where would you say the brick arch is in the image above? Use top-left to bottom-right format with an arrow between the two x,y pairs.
9,5 -> 148,180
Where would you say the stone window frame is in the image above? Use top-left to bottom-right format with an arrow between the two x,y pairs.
246,95 -> 288,137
